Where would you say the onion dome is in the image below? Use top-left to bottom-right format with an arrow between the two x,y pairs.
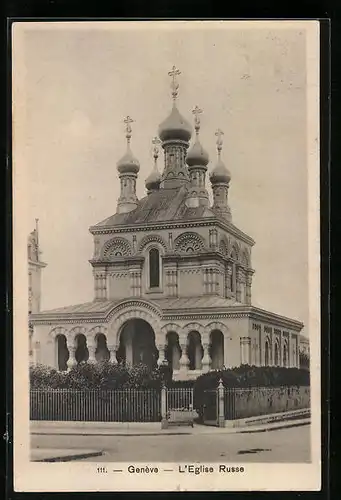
158,105 -> 192,142
186,105 -> 209,167
158,65 -> 192,143
210,159 -> 231,183
117,116 -> 140,175
117,148 -> 140,175
146,137 -> 162,192
210,128 -> 231,184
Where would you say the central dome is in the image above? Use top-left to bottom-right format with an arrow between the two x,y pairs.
158,105 -> 192,142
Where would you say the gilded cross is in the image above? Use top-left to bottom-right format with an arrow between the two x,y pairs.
123,116 -> 134,141
192,105 -> 203,132
168,65 -> 181,100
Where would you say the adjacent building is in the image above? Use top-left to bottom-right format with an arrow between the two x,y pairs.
28,219 -> 47,364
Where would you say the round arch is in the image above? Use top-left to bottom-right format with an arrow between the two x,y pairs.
204,321 -> 230,339
68,326 -> 88,346
108,302 -> 162,346
161,323 -> 183,338
101,237 -> 133,259
182,322 -> 206,340
137,234 -> 168,254
87,325 -> 108,343
48,326 -> 69,341
174,232 -> 207,254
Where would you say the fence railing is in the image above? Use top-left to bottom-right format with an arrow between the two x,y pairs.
224,386 -> 310,420
30,389 -> 161,422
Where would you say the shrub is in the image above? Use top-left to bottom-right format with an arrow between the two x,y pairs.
29,362 -> 165,390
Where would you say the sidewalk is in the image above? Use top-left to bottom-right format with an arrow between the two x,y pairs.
31,417 -> 310,437
31,448 -> 104,462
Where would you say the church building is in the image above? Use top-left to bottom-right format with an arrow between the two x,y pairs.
30,67 -> 303,379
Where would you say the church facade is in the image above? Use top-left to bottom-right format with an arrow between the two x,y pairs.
30,67 -> 303,380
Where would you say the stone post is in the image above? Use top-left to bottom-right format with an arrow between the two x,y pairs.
217,378 -> 225,428
66,345 -> 77,370
202,341 -> 211,372
161,384 -> 168,429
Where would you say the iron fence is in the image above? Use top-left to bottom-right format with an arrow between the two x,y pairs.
166,387 -> 193,410
224,386 -> 310,420
30,389 -> 161,422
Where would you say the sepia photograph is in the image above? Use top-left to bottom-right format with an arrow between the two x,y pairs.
12,20 -> 320,491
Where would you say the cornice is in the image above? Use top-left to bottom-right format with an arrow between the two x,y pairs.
28,259 -> 47,268
89,217 -> 255,246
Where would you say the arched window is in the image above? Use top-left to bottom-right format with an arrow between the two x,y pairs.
149,248 -> 160,288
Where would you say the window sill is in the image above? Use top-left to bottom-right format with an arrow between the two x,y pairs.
145,287 -> 163,294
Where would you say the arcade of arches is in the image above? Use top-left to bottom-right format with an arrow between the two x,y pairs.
54,319 -> 225,375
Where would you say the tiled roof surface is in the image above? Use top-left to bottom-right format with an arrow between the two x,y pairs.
33,296 -> 236,317
95,187 -> 216,227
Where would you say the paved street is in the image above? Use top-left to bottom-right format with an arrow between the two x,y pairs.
31,425 -> 310,463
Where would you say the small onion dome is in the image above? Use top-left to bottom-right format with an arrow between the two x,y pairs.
210,159 -> 231,184
158,105 -> 192,142
117,147 -> 140,175
186,139 -> 209,167
145,166 -> 161,191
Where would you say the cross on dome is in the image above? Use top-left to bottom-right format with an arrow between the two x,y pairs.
168,65 -> 181,101
215,128 -> 224,156
123,115 -> 134,143
192,105 -> 203,134
152,136 -> 161,160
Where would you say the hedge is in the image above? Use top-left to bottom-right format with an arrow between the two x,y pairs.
30,363 -> 309,391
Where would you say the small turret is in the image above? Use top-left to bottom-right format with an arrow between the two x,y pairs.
210,128 -> 232,221
185,105 -> 210,208
116,116 -> 140,214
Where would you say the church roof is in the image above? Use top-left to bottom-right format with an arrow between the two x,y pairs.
30,297 -> 303,331
93,187 -> 216,228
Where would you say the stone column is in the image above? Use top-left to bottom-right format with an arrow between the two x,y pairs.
66,345 -> 77,370
280,331 -> 284,367
108,344 -> 118,364
245,271 -> 253,305
202,341 -> 211,372
225,263 -> 233,297
168,232 -> 173,251
132,235 -> 137,253
179,341 -> 189,372
240,337 -> 251,365
157,344 -> 167,367
236,267 -> 242,302
87,338 -> 96,363
125,330 -> 133,365
288,333 -> 293,367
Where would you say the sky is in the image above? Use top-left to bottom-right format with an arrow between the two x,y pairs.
15,22 -> 311,334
